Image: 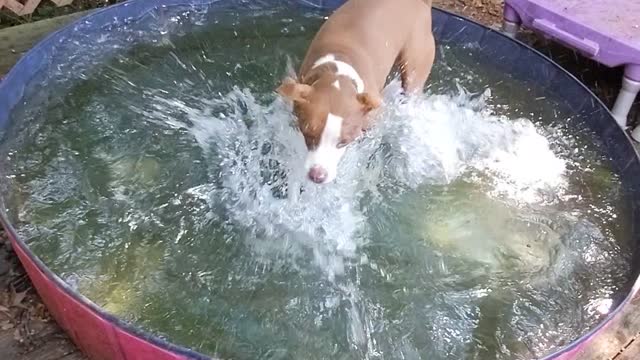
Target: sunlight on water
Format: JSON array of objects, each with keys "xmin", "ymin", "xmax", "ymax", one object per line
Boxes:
[{"xmin": 0, "ymin": 5, "xmax": 632, "ymax": 359}]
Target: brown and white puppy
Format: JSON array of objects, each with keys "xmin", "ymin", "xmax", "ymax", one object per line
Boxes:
[{"xmin": 278, "ymin": 0, "xmax": 435, "ymax": 184}]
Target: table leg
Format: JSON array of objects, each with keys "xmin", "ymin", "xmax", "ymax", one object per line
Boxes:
[
  {"xmin": 502, "ymin": 3, "xmax": 520, "ymax": 38},
  {"xmin": 612, "ymin": 67, "xmax": 640, "ymax": 138}
]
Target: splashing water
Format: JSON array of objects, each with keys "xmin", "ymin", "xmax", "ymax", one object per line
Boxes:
[
  {"xmin": 138, "ymin": 79, "xmax": 570, "ymax": 282},
  {"xmin": 0, "ymin": 6, "xmax": 631, "ymax": 359}
]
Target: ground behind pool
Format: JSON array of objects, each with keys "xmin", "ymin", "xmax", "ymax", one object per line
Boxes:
[{"xmin": 0, "ymin": 0, "xmax": 638, "ymax": 359}]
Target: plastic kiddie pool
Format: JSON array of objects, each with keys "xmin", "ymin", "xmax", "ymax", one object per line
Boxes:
[{"xmin": 0, "ymin": 0, "xmax": 639, "ymax": 359}]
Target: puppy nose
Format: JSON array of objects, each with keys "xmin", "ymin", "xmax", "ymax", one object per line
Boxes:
[{"xmin": 308, "ymin": 166, "xmax": 328, "ymax": 184}]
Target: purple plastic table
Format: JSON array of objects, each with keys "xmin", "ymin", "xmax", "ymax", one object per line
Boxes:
[{"xmin": 502, "ymin": 0, "xmax": 640, "ymax": 140}]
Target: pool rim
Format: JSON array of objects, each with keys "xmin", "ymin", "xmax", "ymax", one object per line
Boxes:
[{"xmin": 0, "ymin": 0, "xmax": 638, "ymax": 359}]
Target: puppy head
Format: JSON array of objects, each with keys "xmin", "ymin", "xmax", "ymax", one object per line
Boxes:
[{"xmin": 277, "ymin": 76, "xmax": 381, "ymax": 184}]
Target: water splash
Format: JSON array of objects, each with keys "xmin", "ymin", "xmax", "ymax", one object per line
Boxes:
[{"xmin": 129, "ymin": 78, "xmax": 570, "ymax": 285}]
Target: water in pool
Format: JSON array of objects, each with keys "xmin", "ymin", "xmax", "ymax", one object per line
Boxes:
[{"xmin": 0, "ymin": 5, "xmax": 632, "ymax": 359}]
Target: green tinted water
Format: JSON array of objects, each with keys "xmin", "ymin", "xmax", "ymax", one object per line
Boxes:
[{"xmin": 0, "ymin": 6, "xmax": 632, "ymax": 359}]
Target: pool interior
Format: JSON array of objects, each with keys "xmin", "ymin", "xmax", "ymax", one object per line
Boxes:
[{"xmin": 0, "ymin": 4, "xmax": 637, "ymax": 360}]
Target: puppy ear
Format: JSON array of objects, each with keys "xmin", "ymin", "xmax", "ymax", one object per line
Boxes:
[
  {"xmin": 356, "ymin": 93, "xmax": 382, "ymax": 113},
  {"xmin": 277, "ymin": 77, "xmax": 312, "ymax": 103}
]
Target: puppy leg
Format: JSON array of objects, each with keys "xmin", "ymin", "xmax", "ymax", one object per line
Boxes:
[{"xmin": 397, "ymin": 24, "xmax": 436, "ymax": 94}]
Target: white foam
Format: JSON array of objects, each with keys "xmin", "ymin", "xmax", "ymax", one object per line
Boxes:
[{"xmin": 376, "ymin": 80, "xmax": 567, "ymax": 204}]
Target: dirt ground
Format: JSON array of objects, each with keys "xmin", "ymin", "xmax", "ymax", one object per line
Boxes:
[
  {"xmin": 0, "ymin": 0, "xmax": 637, "ymax": 359},
  {"xmin": 434, "ymin": 0, "xmax": 503, "ymax": 27},
  {"xmin": 0, "ymin": 232, "xmax": 83, "ymax": 359},
  {"xmin": 0, "ymin": 0, "xmax": 118, "ymax": 29}
]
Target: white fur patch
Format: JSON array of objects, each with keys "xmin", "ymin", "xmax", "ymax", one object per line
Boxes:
[
  {"xmin": 332, "ymin": 80, "xmax": 341, "ymax": 90},
  {"xmin": 312, "ymin": 54, "xmax": 365, "ymax": 94},
  {"xmin": 305, "ymin": 113, "xmax": 346, "ymax": 183}
]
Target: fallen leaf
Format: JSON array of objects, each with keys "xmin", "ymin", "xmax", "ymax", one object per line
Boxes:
[
  {"xmin": 0, "ymin": 292, "xmax": 9, "ymax": 308},
  {"xmin": 1, "ymin": 320, "xmax": 14, "ymax": 330},
  {"xmin": 11, "ymin": 290, "xmax": 27, "ymax": 307},
  {"xmin": 13, "ymin": 327, "xmax": 23, "ymax": 342},
  {"xmin": 0, "ymin": 304, "xmax": 9, "ymax": 313},
  {"xmin": 32, "ymin": 303, "xmax": 49, "ymax": 321}
]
